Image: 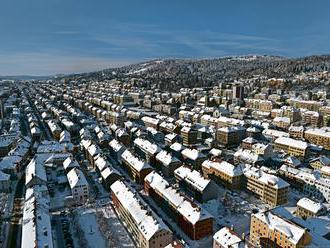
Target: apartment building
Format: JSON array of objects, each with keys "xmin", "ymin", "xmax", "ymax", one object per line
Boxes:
[
  {"xmin": 302, "ymin": 111, "xmax": 322, "ymax": 127},
  {"xmin": 282, "ymin": 106, "xmax": 301, "ymax": 122},
  {"xmin": 296, "ymin": 197, "xmax": 326, "ymax": 219},
  {"xmin": 251, "ymin": 143, "xmax": 273, "ymax": 159},
  {"xmin": 121, "ymin": 150, "xmax": 153, "ymax": 184},
  {"xmin": 47, "ymin": 120, "xmax": 62, "ymax": 140},
  {"xmin": 144, "ymin": 171, "xmax": 213, "ymax": 240},
  {"xmin": 155, "ymin": 150, "xmax": 181, "ymax": 177},
  {"xmin": 107, "ymin": 111, "xmax": 126, "ymax": 127},
  {"xmin": 67, "ymin": 168, "xmax": 89, "ymax": 205},
  {"xmin": 309, "ymin": 156, "xmax": 330, "ymax": 170},
  {"xmin": 289, "ymin": 99, "xmax": 323, "ymax": 112},
  {"xmin": 274, "ymin": 137, "xmax": 309, "ymax": 158},
  {"xmin": 213, "ymin": 227, "xmax": 244, "ymax": 248},
  {"xmin": 111, "ymin": 180, "xmax": 173, "ymax": 248},
  {"xmin": 202, "ymin": 160, "xmax": 243, "ymax": 190},
  {"xmin": 273, "ymin": 116, "xmax": 291, "ymax": 130},
  {"xmin": 250, "ymin": 209, "xmax": 311, "ymax": 248},
  {"xmin": 279, "ymin": 165, "xmax": 330, "ymax": 202},
  {"xmin": 21, "ymin": 186, "xmax": 54, "ymax": 248},
  {"xmin": 174, "ymin": 166, "xmax": 218, "ymax": 202},
  {"xmin": 181, "ymin": 126, "xmax": 198, "ymax": 146},
  {"xmin": 142, "ymin": 116, "xmax": 160, "ymax": 130},
  {"xmin": 109, "ymin": 139, "xmax": 126, "ymax": 164},
  {"xmin": 304, "ymin": 128, "xmax": 330, "ymax": 150},
  {"xmin": 239, "ymin": 132, "xmax": 256, "ymax": 147},
  {"xmin": 181, "ymin": 148, "xmax": 207, "ymax": 169},
  {"xmin": 216, "ymin": 126, "xmax": 246, "ymax": 147},
  {"xmin": 134, "ymin": 138, "xmax": 161, "ymax": 166},
  {"xmin": 244, "ymin": 167, "xmax": 290, "ymax": 206},
  {"xmin": 289, "ymin": 125, "xmax": 304, "ymax": 139}
]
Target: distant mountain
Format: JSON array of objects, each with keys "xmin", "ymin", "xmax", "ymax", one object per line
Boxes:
[
  {"xmin": 0, "ymin": 75, "xmax": 51, "ymax": 80},
  {"xmin": 42, "ymin": 54, "xmax": 330, "ymax": 91}
]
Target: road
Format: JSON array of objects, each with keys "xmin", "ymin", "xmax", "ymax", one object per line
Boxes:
[{"xmin": 6, "ymin": 174, "xmax": 25, "ymax": 248}]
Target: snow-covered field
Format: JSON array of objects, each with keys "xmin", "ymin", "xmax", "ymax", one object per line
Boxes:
[
  {"xmin": 202, "ymin": 187, "xmax": 270, "ymax": 237},
  {"xmin": 72, "ymin": 203, "xmax": 135, "ymax": 248},
  {"xmin": 75, "ymin": 208, "xmax": 107, "ymax": 248}
]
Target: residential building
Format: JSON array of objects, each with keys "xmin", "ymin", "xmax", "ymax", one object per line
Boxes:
[
  {"xmin": 216, "ymin": 126, "xmax": 246, "ymax": 147},
  {"xmin": 155, "ymin": 150, "xmax": 182, "ymax": 177},
  {"xmin": 244, "ymin": 167, "xmax": 290, "ymax": 206},
  {"xmin": 213, "ymin": 227, "xmax": 244, "ymax": 248},
  {"xmin": 144, "ymin": 171, "xmax": 213, "ymax": 240},
  {"xmin": 121, "ymin": 150, "xmax": 153, "ymax": 184},
  {"xmin": 304, "ymin": 128, "xmax": 330, "ymax": 150},
  {"xmin": 111, "ymin": 180, "xmax": 173, "ymax": 248},
  {"xmin": 181, "ymin": 127, "xmax": 198, "ymax": 146},
  {"xmin": 309, "ymin": 156, "xmax": 330, "ymax": 170},
  {"xmin": 296, "ymin": 197, "xmax": 326, "ymax": 219},
  {"xmin": 21, "ymin": 185, "xmax": 54, "ymax": 248},
  {"xmin": 274, "ymin": 137, "xmax": 309, "ymax": 158},
  {"xmin": 249, "ymin": 209, "xmax": 311, "ymax": 248},
  {"xmin": 67, "ymin": 168, "xmax": 89, "ymax": 204},
  {"xmin": 174, "ymin": 166, "xmax": 218, "ymax": 202},
  {"xmin": 134, "ymin": 138, "xmax": 161, "ymax": 166},
  {"xmin": 202, "ymin": 160, "xmax": 243, "ymax": 190},
  {"xmin": 181, "ymin": 148, "xmax": 207, "ymax": 169},
  {"xmin": 289, "ymin": 125, "xmax": 304, "ymax": 139}
]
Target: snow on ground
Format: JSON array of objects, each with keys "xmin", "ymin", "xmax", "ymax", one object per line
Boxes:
[
  {"xmin": 99, "ymin": 203, "xmax": 135, "ymax": 248},
  {"xmin": 203, "ymin": 189, "xmax": 270, "ymax": 236},
  {"xmin": 50, "ymin": 185, "xmax": 71, "ymax": 209},
  {"xmin": 76, "ymin": 208, "xmax": 107, "ymax": 248}
]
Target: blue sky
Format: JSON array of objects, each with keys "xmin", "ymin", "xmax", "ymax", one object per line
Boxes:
[{"xmin": 0, "ymin": 0, "xmax": 330, "ymax": 75}]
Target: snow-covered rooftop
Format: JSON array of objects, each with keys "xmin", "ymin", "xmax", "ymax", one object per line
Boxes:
[
  {"xmin": 145, "ymin": 171, "xmax": 212, "ymax": 225},
  {"xmin": 181, "ymin": 148, "xmax": 206, "ymax": 160},
  {"xmin": 244, "ymin": 166, "xmax": 289, "ymax": 189},
  {"xmin": 202, "ymin": 160, "xmax": 243, "ymax": 177},
  {"xmin": 156, "ymin": 150, "xmax": 180, "ymax": 166},
  {"xmin": 110, "ymin": 180, "xmax": 170, "ymax": 240},
  {"xmin": 134, "ymin": 138, "xmax": 161, "ymax": 155},
  {"xmin": 213, "ymin": 227, "xmax": 244, "ymax": 248},
  {"xmin": 174, "ymin": 166, "xmax": 211, "ymax": 192},
  {"xmin": 67, "ymin": 168, "xmax": 88, "ymax": 188},
  {"xmin": 297, "ymin": 197, "xmax": 324, "ymax": 214},
  {"xmin": 275, "ymin": 137, "xmax": 309, "ymax": 150},
  {"xmin": 253, "ymin": 210, "xmax": 306, "ymax": 245},
  {"xmin": 21, "ymin": 185, "xmax": 53, "ymax": 248},
  {"xmin": 121, "ymin": 150, "xmax": 152, "ymax": 172}
]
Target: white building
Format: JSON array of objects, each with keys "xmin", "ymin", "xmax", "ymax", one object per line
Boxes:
[
  {"xmin": 21, "ymin": 185, "xmax": 53, "ymax": 248},
  {"xmin": 67, "ymin": 168, "xmax": 89, "ymax": 204},
  {"xmin": 213, "ymin": 227, "xmax": 244, "ymax": 248},
  {"xmin": 111, "ymin": 180, "xmax": 173, "ymax": 248}
]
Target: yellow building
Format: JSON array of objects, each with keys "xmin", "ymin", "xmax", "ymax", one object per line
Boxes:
[
  {"xmin": 202, "ymin": 160, "xmax": 243, "ymax": 189},
  {"xmin": 274, "ymin": 137, "xmax": 309, "ymax": 158},
  {"xmin": 304, "ymin": 128, "xmax": 330, "ymax": 150},
  {"xmin": 250, "ymin": 209, "xmax": 312, "ymax": 248},
  {"xmin": 309, "ymin": 156, "xmax": 330, "ymax": 170},
  {"xmin": 111, "ymin": 180, "xmax": 173, "ymax": 248},
  {"xmin": 289, "ymin": 125, "xmax": 304, "ymax": 139},
  {"xmin": 296, "ymin": 197, "xmax": 326, "ymax": 219},
  {"xmin": 244, "ymin": 167, "xmax": 289, "ymax": 206}
]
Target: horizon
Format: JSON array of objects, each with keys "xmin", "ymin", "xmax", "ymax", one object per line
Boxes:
[
  {"xmin": 1, "ymin": 54, "xmax": 330, "ymax": 78},
  {"xmin": 1, "ymin": 0, "xmax": 330, "ymax": 76}
]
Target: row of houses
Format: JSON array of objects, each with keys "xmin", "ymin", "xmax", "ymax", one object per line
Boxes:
[{"xmin": 144, "ymin": 171, "xmax": 213, "ymax": 240}]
